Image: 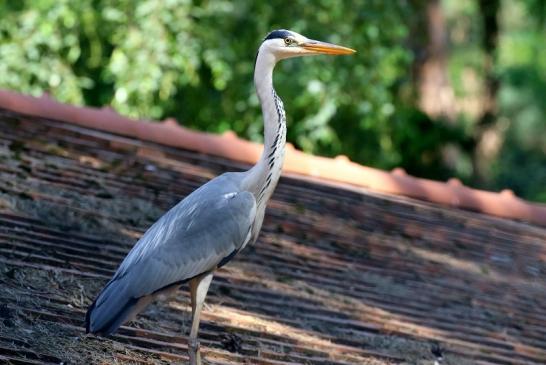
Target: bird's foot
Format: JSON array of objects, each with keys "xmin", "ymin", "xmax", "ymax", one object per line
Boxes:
[{"xmin": 188, "ymin": 338, "xmax": 201, "ymax": 365}]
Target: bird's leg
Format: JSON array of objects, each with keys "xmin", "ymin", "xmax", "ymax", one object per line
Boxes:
[{"xmin": 188, "ymin": 271, "xmax": 214, "ymax": 365}]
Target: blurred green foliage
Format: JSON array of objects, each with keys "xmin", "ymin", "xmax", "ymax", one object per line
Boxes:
[
  {"xmin": 494, "ymin": 1, "xmax": 546, "ymax": 202},
  {"xmin": 445, "ymin": 0, "xmax": 546, "ymax": 202},
  {"xmin": 0, "ymin": 0, "xmax": 544, "ymax": 201},
  {"xmin": 0, "ymin": 1, "xmax": 418, "ymax": 161}
]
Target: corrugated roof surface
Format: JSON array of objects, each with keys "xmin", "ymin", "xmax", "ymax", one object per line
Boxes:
[{"xmin": 1, "ymin": 108, "xmax": 546, "ymax": 365}]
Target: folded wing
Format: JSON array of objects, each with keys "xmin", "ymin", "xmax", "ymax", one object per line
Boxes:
[{"xmin": 86, "ymin": 178, "xmax": 256, "ymax": 335}]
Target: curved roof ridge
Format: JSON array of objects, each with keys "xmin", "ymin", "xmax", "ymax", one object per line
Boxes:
[{"xmin": 0, "ymin": 88, "xmax": 544, "ymax": 226}]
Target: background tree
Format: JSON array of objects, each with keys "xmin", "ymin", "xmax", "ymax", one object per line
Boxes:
[
  {"xmin": 473, "ymin": 0, "xmax": 500, "ymax": 185},
  {"xmin": 442, "ymin": 0, "xmax": 545, "ymax": 201},
  {"xmin": 411, "ymin": 0, "xmax": 457, "ymax": 121},
  {"xmin": 0, "ymin": 0, "xmax": 544, "ymax": 202}
]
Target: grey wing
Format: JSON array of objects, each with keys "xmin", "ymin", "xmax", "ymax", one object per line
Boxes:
[{"xmin": 113, "ymin": 188, "xmax": 256, "ymax": 299}]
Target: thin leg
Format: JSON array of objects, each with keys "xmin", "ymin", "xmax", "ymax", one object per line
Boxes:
[{"xmin": 188, "ymin": 271, "xmax": 214, "ymax": 365}]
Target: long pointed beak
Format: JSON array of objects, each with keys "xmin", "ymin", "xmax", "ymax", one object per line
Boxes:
[{"xmin": 301, "ymin": 40, "xmax": 356, "ymax": 55}]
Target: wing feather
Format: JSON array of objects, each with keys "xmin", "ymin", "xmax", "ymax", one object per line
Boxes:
[{"xmin": 109, "ymin": 175, "xmax": 256, "ymax": 299}]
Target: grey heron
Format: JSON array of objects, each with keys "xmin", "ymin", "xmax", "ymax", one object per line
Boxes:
[{"xmin": 85, "ymin": 29, "xmax": 355, "ymax": 364}]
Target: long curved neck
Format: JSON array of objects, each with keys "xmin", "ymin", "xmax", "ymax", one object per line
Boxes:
[{"xmin": 244, "ymin": 49, "xmax": 287, "ymax": 205}]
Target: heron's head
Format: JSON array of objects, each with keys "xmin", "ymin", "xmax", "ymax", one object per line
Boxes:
[{"xmin": 260, "ymin": 29, "xmax": 356, "ymax": 61}]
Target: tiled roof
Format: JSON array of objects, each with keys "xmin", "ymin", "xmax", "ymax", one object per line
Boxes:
[
  {"xmin": 0, "ymin": 89, "xmax": 545, "ymax": 227},
  {"xmin": 0, "ymin": 101, "xmax": 545, "ymax": 364}
]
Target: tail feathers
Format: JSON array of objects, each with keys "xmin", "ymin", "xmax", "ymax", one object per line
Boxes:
[{"xmin": 85, "ymin": 280, "xmax": 139, "ymax": 336}]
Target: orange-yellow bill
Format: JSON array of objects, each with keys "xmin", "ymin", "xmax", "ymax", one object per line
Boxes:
[{"xmin": 301, "ymin": 40, "xmax": 356, "ymax": 55}]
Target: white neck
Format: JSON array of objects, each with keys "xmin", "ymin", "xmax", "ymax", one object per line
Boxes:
[{"xmin": 243, "ymin": 48, "xmax": 287, "ymax": 205}]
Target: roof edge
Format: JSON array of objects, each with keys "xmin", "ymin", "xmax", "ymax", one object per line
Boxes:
[{"xmin": 1, "ymin": 89, "xmax": 545, "ymax": 227}]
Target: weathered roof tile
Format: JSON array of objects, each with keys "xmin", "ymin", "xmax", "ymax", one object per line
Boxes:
[{"xmin": 1, "ymin": 107, "xmax": 546, "ymax": 364}]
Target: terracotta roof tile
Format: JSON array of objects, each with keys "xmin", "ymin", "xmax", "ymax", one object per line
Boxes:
[
  {"xmin": 0, "ymin": 89, "xmax": 544, "ymax": 227},
  {"xmin": 1, "ymin": 95, "xmax": 546, "ymax": 364},
  {"xmin": 0, "ymin": 106, "xmax": 546, "ymax": 365}
]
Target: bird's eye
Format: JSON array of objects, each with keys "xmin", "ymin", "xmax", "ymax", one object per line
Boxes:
[{"xmin": 284, "ymin": 38, "xmax": 294, "ymax": 46}]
